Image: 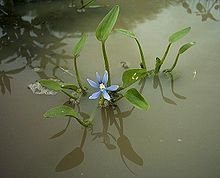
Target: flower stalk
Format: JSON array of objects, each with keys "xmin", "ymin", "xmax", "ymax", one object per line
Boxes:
[
  {"xmin": 102, "ymin": 42, "xmax": 111, "ymax": 86},
  {"xmin": 74, "ymin": 55, "xmax": 86, "ymax": 93}
]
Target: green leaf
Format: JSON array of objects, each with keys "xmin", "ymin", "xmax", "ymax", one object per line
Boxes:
[
  {"xmin": 115, "ymin": 28, "xmax": 136, "ymax": 38},
  {"xmin": 124, "ymin": 88, "xmax": 149, "ymax": 110},
  {"xmin": 61, "ymin": 83, "xmax": 78, "ymax": 91},
  {"xmin": 178, "ymin": 42, "xmax": 196, "ymax": 54},
  {"xmin": 73, "ymin": 33, "xmax": 88, "ymax": 56},
  {"xmin": 96, "ymin": 5, "xmax": 119, "ymax": 42},
  {"xmin": 44, "ymin": 105, "xmax": 78, "ymax": 118},
  {"xmin": 39, "ymin": 79, "xmax": 62, "ymax": 91},
  {"xmin": 122, "ymin": 69, "xmax": 147, "ymax": 88},
  {"xmin": 169, "ymin": 27, "xmax": 191, "ymax": 43}
]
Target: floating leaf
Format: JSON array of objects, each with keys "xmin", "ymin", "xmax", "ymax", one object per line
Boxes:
[
  {"xmin": 178, "ymin": 42, "xmax": 196, "ymax": 54},
  {"xmin": 39, "ymin": 79, "xmax": 62, "ymax": 91},
  {"xmin": 124, "ymin": 88, "xmax": 149, "ymax": 110},
  {"xmin": 73, "ymin": 33, "xmax": 88, "ymax": 56},
  {"xmin": 115, "ymin": 28, "xmax": 136, "ymax": 39},
  {"xmin": 61, "ymin": 83, "xmax": 78, "ymax": 91},
  {"xmin": 44, "ymin": 105, "xmax": 78, "ymax": 118},
  {"xmin": 122, "ymin": 69, "xmax": 147, "ymax": 88},
  {"xmin": 169, "ymin": 27, "xmax": 191, "ymax": 43},
  {"xmin": 96, "ymin": 5, "xmax": 119, "ymax": 42}
]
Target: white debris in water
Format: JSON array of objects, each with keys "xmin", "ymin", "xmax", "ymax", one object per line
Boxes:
[
  {"xmin": 177, "ymin": 138, "xmax": 183, "ymax": 142},
  {"xmin": 28, "ymin": 82, "xmax": 57, "ymax": 95},
  {"xmin": 193, "ymin": 70, "xmax": 197, "ymax": 80}
]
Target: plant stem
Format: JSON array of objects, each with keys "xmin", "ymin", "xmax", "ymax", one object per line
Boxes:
[
  {"xmin": 164, "ymin": 53, "xmax": 180, "ymax": 73},
  {"xmin": 155, "ymin": 43, "xmax": 172, "ymax": 73},
  {"xmin": 74, "ymin": 56, "xmax": 86, "ymax": 93},
  {"xmin": 74, "ymin": 117, "xmax": 90, "ymax": 127},
  {"xmin": 135, "ymin": 38, "xmax": 147, "ymax": 70},
  {"xmin": 112, "ymin": 94, "xmax": 124, "ymax": 103},
  {"xmin": 61, "ymin": 89, "xmax": 78, "ymax": 100},
  {"xmin": 101, "ymin": 42, "xmax": 111, "ymax": 86}
]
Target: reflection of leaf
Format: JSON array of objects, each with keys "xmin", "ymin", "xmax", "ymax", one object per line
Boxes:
[
  {"xmin": 163, "ymin": 96, "xmax": 176, "ymax": 105},
  {"xmin": 3, "ymin": 75, "xmax": 11, "ymax": 93},
  {"xmin": 117, "ymin": 135, "xmax": 143, "ymax": 166},
  {"xmin": 56, "ymin": 147, "xmax": 84, "ymax": 172},
  {"xmin": 196, "ymin": 3, "xmax": 205, "ymax": 13},
  {"xmin": 6, "ymin": 66, "xmax": 25, "ymax": 74},
  {"xmin": 0, "ymin": 77, "xmax": 5, "ymax": 94},
  {"xmin": 50, "ymin": 129, "xmax": 66, "ymax": 139}
]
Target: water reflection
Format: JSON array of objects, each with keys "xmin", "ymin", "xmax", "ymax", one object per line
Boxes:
[
  {"xmin": 91, "ymin": 105, "xmax": 143, "ymax": 174},
  {"xmin": 180, "ymin": 0, "xmax": 220, "ymax": 21}
]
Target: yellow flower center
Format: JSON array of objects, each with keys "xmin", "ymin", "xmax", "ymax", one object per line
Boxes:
[{"xmin": 99, "ymin": 83, "xmax": 105, "ymax": 90}]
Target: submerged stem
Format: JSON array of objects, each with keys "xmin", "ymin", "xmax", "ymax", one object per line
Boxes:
[
  {"xmin": 74, "ymin": 56, "xmax": 86, "ymax": 93},
  {"xmin": 101, "ymin": 42, "xmax": 111, "ymax": 86},
  {"xmin": 61, "ymin": 90, "xmax": 78, "ymax": 100},
  {"xmin": 163, "ymin": 53, "xmax": 180, "ymax": 73},
  {"xmin": 135, "ymin": 38, "xmax": 147, "ymax": 70}
]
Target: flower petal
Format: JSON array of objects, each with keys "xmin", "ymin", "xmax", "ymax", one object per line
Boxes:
[
  {"xmin": 103, "ymin": 90, "xmax": 110, "ymax": 101},
  {"xmin": 87, "ymin": 79, "xmax": 99, "ymax": 88},
  {"xmin": 96, "ymin": 72, "xmax": 102, "ymax": 84},
  {"xmin": 89, "ymin": 91, "xmax": 101, "ymax": 100},
  {"xmin": 106, "ymin": 85, "xmax": 119, "ymax": 91},
  {"xmin": 102, "ymin": 70, "xmax": 108, "ymax": 85}
]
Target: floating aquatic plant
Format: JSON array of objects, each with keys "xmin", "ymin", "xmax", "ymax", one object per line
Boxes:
[{"xmin": 33, "ymin": 5, "xmax": 195, "ymax": 128}]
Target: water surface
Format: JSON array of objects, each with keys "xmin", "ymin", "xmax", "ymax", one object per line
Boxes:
[{"xmin": 1, "ymin": 0, "xmax": 220, "ymax": 177}]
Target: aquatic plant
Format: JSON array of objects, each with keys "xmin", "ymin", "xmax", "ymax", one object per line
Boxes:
[{"xmin": 35, "ymin": 5, "xmax": 195, "ymax": 128}]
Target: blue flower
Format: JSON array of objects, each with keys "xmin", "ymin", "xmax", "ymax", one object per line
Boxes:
[{"xmin": 87, "ymin": 71, "xmax": 119, "ymax": 101}]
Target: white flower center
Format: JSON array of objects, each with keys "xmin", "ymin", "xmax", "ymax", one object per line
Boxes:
[{"xmin": 99, "ymin": 83, "xmax": 105, "ymax": 90}]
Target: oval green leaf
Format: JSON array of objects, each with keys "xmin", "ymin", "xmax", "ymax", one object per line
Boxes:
[
  {"xmin": 115, "ymin": 28, "xmax": 136, "ymax": 39},
  {"xmin": 124, "ymin": 88, "xmax": 149, "ymax": 110},
  {"xmin": 39, "ymin": 79, "xmax": 62, "ymax": 91},
  {"xmin": 73, "ymin": 33, "xmax": 88, "ymax": 56},
  {"xmin": 122, "ymin": 69, "xmax": 147, "ymax": 88},
  {"xmin": 178, "ymin": 42, "xmax": 196, "ymax": 54},
  {"xmin": 169, "ymin": 27, "xmax": 191, "ymax": 43},
  {"xmin": 44, "ymin": 105, "xmax": 78, "ymax": 118},
  {"xmin": 96, "ymin": 5, "xmax": 119, "ymax": 42},
  {"xmin": 61, "ymin": 83, "xmax": 78, "ymax": 91}
]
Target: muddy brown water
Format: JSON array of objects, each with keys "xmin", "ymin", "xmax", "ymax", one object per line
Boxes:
[{"xmin": 1, "ymin": 0, "xmax": 220, "ymax": 177}]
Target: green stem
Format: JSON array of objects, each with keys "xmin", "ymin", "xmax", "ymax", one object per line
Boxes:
[
  {"xmin": 74, "ymin": 117, "xmax": 90, "ymax": 127},
  {"xmin": 112, "ymin": 94, "xmax": 124, "ymax": 103},
  {"xmin": 155, "ymin": 43, "xmax": 172, "ymax": 73},
  {"xmin": 102, "ymin": 42, "xmax": 111, "ymax": 86},
  {"xmin": 164, "ymin": 53, "xmax": 180, "ymax": 73},
  {"xmin": 61, "ymin": 89, "xmax": 78, "ymax": 100},
  {"xmin": 74, "ymin": 56, "xmax": 86, "ymax": 93},
  {"xmin": 135, "ymin": 38, "xmax": 147, "ymax": 70}
]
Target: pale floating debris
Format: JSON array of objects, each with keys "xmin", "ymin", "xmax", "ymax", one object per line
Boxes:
[
  {"xmin": 193, "ymin": 70, "xmax": 197, "ymax": 80},
  {"xmin": 177, "ymin": 138, "xmax": 183, "ymax": 142},
  {"xmin": 33, "ymin": 67, "xmax": 43, "ymax": 72},
  {"xmin": 28, "ymin": 81, "xmax": 57, "ymax": 96}
]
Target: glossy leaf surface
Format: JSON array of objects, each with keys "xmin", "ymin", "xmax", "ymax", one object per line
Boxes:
[
  {"xmin": 73, "ymin": 33, "xmax": 87, "ymax": 56},
  {"xmin": 122, "ymin": 69, "xmax": 147, "ymax": 88},
  {"xmin": 44, "ymin": 105, "xmax": 78, "ymax": 118},
  {"xmin": 169, "ymin": 27, "xmax": 191, "ymax": 43},
  {"xmin": 178, "ymin": 42, "xmax": 196, "ymax": 54},
  {"xmin": 39, "ymin": 79, "xmax": 62, "ymax": 91},
  {"xmin": 96, "ymin": 5, "xmax": 119, "ymax": 42},
  {"xmin": 115, "ymin": 28, "xmax": 136, "ymax": 38},
  {"xmin": 124, "ymin": 88, "xmax": 149, "ymax": 110}
]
